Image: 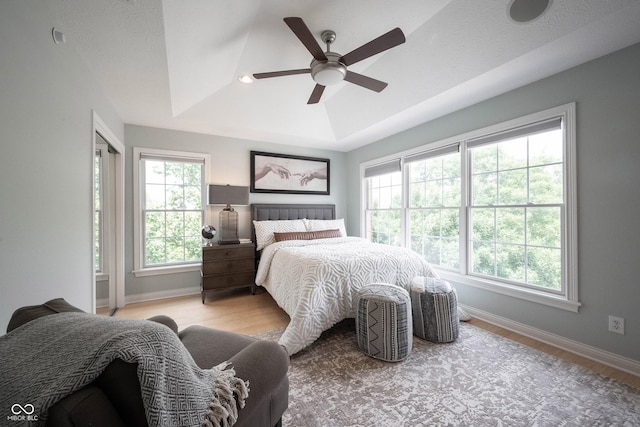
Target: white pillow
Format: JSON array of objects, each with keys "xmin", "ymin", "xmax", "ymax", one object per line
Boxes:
[
  {"xmin": 253, "ymin": 219, "xmax": 307, "ymax": 251},
  {"xmin": 304, "ymin": 218, "xmax": 347, "ymax": 237}
]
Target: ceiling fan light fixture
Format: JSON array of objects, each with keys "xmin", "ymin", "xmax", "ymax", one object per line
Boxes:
[
  {"xmin": 310, "ymin": 52, "xmax": 346, "ymax": 86},
  {"xmin": 311, "ymin": 62, "xmax": 346, "ymax": 86},
  {"xmin": 238, "ymin": 75, "xmax": 254, "ymax": 84}
]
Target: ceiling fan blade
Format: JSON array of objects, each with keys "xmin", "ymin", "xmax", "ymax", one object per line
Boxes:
[
  {"xmin": 344, "ymin": 72, "xmax": 388, "ymax": 92},
  {"xmin": 284, "ymin": 17, "xmax": 327, "ymax": 61},
  {"xmin": 253, "ymin": 68, "xmax": 311, "ymax": 79},
  {"xmin": 340, "ymin": 27, "xmax": 405, "ymax": 66},
  {"xmin": 307, "ymin": 84, "xmax": 325, "ymax": 104}
]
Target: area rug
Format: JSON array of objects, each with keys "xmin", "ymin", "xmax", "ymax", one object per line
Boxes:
[{"xmin": 254, "ymin": 320, "xmax": 640, "ymax": 427}]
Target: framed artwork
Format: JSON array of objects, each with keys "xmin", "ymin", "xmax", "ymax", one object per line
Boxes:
[{"xmin": 250, "ymin": 151, "xmax": 330, "ymax": 195}]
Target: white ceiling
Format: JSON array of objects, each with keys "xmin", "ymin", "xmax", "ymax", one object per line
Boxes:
[{"xmin": 52, "ymin": 0, "xmax": 640, "ymax": 152}]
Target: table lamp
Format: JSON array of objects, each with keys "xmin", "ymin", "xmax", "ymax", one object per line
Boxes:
[{"xmin": 207, "ymin": 184, "xmax": 249, "ymax": 245}]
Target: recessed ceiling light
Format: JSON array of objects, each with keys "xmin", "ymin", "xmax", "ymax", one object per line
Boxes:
[
  {"xmin": 238, "ymin": 75, "xmax": 254, "ymax": 84},
  {"xmin": 508, "ymin": 0, "xmax": 551, "ymax": 23}
]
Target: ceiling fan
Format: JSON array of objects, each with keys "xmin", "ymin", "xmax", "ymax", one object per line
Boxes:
[{"xmin": 253, "ymin": 17, "xmax": 406, "ymax": 104}]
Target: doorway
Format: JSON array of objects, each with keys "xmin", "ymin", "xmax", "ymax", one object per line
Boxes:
[{"xmin": 92, "ymin": 112, "xmax": 125, "ymax": 312}]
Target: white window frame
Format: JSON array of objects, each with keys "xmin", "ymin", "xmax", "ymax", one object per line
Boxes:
[
  {"xmin": 361, "ymin": 103, "xmax": 579, "ymax": 312},
  {"xmin": 133, "ymin": 147, "xmax": 211, "ymax": 277}
]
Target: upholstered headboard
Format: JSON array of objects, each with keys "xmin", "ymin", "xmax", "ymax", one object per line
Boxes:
[
  {"xmin": 251, "ymin": 203, "xmax": 335, "ymax": 221},
  {"xmin": 250, "ymin": 203, "xmax": 336, "ymax": 244}
]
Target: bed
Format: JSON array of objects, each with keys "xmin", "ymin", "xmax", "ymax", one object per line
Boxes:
[{"xmin": 251, "ymin": 203, "xmax": 436, "ymax": 355}]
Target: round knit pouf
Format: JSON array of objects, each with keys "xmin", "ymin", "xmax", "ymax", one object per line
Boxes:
[
  {"xmin": 355, "ymin": 283, "xmax": 412, "ymax": 362},
  {"xmin": 410, "ymin": 276, "xmax": 459, "ymax": 343}
]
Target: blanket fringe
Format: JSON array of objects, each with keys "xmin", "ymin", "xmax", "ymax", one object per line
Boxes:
[{"xmin": 203, "ymin": 363, "xmax": 250, "ymax": 427}]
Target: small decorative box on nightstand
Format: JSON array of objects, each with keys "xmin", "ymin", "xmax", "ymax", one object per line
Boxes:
[{"xmin": 201, "ymin": 242, "xmax": 256, "ymax": 303}]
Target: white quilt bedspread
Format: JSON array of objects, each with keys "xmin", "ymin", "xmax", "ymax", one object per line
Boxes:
[{"xmin": 255, "ymin": 237, "xmax": 436, "ymax": 355}]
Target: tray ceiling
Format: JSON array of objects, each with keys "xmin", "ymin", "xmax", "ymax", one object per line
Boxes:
[{"xmin": 52, "ymin": 0, "xmax": 640, "ymax": 151}]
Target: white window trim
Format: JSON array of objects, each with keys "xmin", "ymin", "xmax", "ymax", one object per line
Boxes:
[
  {"xmin": 133, "ymin": 147, "xmax": 211, "ymax": 277},
  {"xmin": 360, "ymin": 103, "xmax": 579, "ymax": 312}
]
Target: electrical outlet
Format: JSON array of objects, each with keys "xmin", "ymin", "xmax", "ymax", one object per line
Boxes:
[{"xmin": 608, "ymin": 315, "xmax": 625, "ymax": 335}]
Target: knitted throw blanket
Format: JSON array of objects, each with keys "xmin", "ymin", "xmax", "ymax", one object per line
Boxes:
[{"xmin": 0, "ymin": 312, "xmax": 249, "ymax": 427}]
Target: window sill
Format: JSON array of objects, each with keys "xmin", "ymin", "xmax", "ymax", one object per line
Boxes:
[
  {"xmin": 435, "ymin": 269, "xmax": 581, "ymax": 313},
  {"xmin": 133, "ymin": 264, "xmax": 200, "ymax": 278}
]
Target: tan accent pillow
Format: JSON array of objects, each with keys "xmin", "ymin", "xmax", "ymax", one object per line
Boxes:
[
  {"xmin": 273, "ymin": 231, "xmax": 313, "ymax": 242},
  {"xmin": 273, "ymin": 229, "xmax": 341, "ymax": 242},
  {"xmin": 310, "ymin": 229, "xmax": 342, "ymax": 239}
]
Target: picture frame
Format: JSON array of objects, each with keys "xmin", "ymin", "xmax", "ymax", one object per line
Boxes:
[{"xmin": 250, "ymin": 151, "xmax": 330, "ymax": 195}]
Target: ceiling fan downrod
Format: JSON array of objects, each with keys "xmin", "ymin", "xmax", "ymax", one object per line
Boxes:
[
  {"xmin": 311, "ymin": 30, "xmax": 346, "ymax": 86},
  {"xmin": 321, "ymin": 30, "xmax": 336, "ymax": 52}
]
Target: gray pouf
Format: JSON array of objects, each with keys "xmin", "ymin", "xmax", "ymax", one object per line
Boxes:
[
  {"xmin": 356, "ymin": 283, "xmax": 412, "ymax": 362},
  {"xmin": 410, "ymin": 277, "xmax": 459, "ymax": 343}
]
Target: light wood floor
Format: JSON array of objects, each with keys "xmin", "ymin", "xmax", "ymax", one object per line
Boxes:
[
  {"xmin": 98, "ymin": 289, "xmax": 640, "ymax": 389},
  {"xmin": 97, "ymin": 288, "xmax": 290, "ymax": 336}
]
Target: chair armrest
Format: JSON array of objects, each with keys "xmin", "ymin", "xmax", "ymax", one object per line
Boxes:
[
  {"xmin": 146, "ymin": 315, "xmax": 179, "ymax": 335},
  {"xmin": 7, "ymin": 298, "xmax": 83, "ymax": 333},
  {"xmin": 229, "ymin": 340, "xmax": 290, "ymax": 427}
]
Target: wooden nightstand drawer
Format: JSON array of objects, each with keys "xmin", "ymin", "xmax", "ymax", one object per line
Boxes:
[
  {"xmin": 203, "ymin": 245, "xmax": 255, "ymax": 261},
  {"xmin": 202, "ymin": 258, "xmax": 255, "ymax": 275},
  {"xmin": 200, "ymin": 242, "xmax": 256, "ymax": 303},
  {"xmin": 202, "ymin": 272, "xmax": 255, "ymax": 291}
]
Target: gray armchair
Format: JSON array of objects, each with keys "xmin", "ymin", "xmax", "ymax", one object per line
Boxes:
[{"xmin": 5, "ymin": 298, "xmax": 289, "ymax": 427}]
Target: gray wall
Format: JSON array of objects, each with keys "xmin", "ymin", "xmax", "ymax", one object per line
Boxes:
[
  {"xmin": 123, "ymin": 125, "xmax": 347, "ymax": 297},
  {"xmin": 346, "ymin": 43, "xmax": 640, "ymax": 361},
  {"xmin": 0, "ymin": 0, "xmax": 123, "ymax": 331}
]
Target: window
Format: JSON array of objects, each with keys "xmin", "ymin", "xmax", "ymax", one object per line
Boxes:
[
  {"xmin": 406, "ymin": 145, "xmax": 461, "ymax": 269},
  {"xmin": 94, "ymin": 133, "xmax": 111, "ymax": 279},
  {"xmin": 362, "ymin": 104, "xmax": 578, "ymax": 311},
  {"xmin": 468, "ymin": 119, "xmax": 564, "ymax": 292},
  {"xmin": 94, "ymin": 146, "xmax": 104, "ymax": 274},
  {"xmin": 364, "ymin": 159, "xmax": 402, "ymax": 246},
  {"xmin": 133, "ymin": 148, "xmax": 210, "ymax": 276}
]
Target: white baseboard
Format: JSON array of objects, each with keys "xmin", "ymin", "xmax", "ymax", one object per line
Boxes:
[
  {"xmin": 124, "ymin": 286, "xmax": 201, "ymax": 305},
  {"xmin": 96, "ymin": 288, "xmax": 200, "ymax": 309},
  {"xmin": 460, "ymin": 304, "xmax": 640, "ymax": 378}
]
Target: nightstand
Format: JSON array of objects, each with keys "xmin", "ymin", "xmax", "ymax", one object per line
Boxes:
[{"xmin": 201, "ymin": 242, "xmax": 256, "ymax": 303}]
